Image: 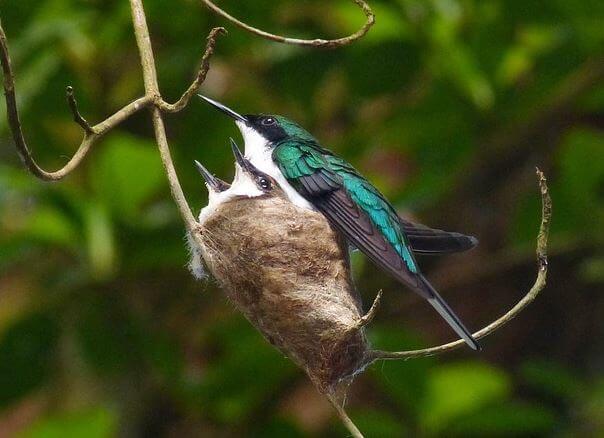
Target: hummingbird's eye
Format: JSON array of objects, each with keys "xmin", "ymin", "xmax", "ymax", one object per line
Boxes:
[
  {"xmin": 261, "ymin": 117, "xmax": 276, "ymax": 126},
  {"xmin": 258, "ymin": 176, "xmax": 271, "ymax": 190}
]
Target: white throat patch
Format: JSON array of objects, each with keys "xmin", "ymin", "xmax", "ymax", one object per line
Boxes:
[{"xmin": 235, "ymin": 121, "xmax": 314, "ymax": 210}]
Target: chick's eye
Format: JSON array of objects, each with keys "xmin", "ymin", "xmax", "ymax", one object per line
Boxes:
[
  {"xmin": 258, "ymin": 177, "xmax": 271, "ymax": 190},
  {"xmin": 261, "ymin": 117, "xmax": 276, "ymax": 126}
]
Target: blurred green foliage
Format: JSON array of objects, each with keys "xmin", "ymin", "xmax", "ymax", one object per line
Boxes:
[{"xmin": 0, "ymin": 0, "xmax": 603, "ymax": 436}]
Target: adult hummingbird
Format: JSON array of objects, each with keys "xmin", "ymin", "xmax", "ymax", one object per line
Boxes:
[{"xmin": 199, "ymin": 95, "xmax": 480, "ymax": 351}]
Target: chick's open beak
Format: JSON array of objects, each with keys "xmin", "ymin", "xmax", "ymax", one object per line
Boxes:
[
  {"xmin": 194, "ymin": 160, "xmax": 230, "ymax": 192},
  {"xmin": 229, "ymin": 138, "xmax": 257, "ymax": 176}
]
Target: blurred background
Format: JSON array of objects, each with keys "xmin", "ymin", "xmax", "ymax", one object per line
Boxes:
[{"xmin": 1, "ymin": 0, "xmax": 603, "ymax": 436}]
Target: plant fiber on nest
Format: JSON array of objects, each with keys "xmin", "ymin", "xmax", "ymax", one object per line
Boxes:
[{"xmin": 189, "ymin": 193, "xmax": 374, "ymax": 393}]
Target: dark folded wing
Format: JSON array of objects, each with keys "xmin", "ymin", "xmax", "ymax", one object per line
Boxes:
[
  {"xmin": 297, "ymin": 175, "xmax": 427, "ymax": 297},
  {"xmin": 400, "ymin": 217, "xmax": 479, "ymax": 255},
  {"xmin": 283, "ymin": 149, "xmax": 479, "ymax": 350}
]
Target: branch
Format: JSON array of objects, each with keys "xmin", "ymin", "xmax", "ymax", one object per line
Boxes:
[
  {"xmin": 369, "ymin": 168, "xmax": 551, "ymax": 361},
  {"xmin": 349, "ymin": 289, "xmax": 382, "ymax": 332},
  {"xmin": 129, "ymin": 0, "xmax": 200, "ymax": 237},
  {"xmin": 0, "ymin": 19, "xmax": 151, "ymax": 181},
  {"xmin": 199, "ymin": 0, "xmax": 375, "ymax": 48},
  {"xmin": 326, "ymin": 392, "xmax": 363, "ymax": 438},
  {"xmin": 158, "ymin": 26, "xmax": 226, "ymax": 113},
  {"xmin": 65, "ymin": 86, "xmax": 94, "ymax": 134}
]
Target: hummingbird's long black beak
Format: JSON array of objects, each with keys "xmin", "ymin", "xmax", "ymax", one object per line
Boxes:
[
  {"xmin": 198, "ymin": 95, "xmax": 248, "ymax": 123},
  {"xmin": 194, "ymin": 160, "xmax": 230, "ymax": 192},
  {"xmin": 230, "ymin": 138, "xmax": 256, "ymax": 175}
]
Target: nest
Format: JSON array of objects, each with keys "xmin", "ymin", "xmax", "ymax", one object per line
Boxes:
[{"xmin": 190, "ymin": 194, "xmax": 376, "ymax": 392}]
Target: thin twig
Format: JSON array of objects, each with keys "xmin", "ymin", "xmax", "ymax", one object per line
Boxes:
[
  {"xmin": 199, "ymin": 0, "xmax": 375, "ymax": 48},
  {"xmin": 158, "ymin": 27, "xmax": 226, "ymax": 113},
  {"xmin": 369, "ymin": 168, "xmax": 551, "ymax": 361},
  {"xmin": 65, "ymin": 86, "xmax": 95, "ymax": 134},
  {"xmin": 326, "ymin": 392, "xmax": 364, "ymax": 438},
  {"xmin": 129, "ymin": 0, "xmax": 200, "ymax": 240},
  {"xmin": 351, "ymin": 289, "xmax": 382, "ymax": 331},
  {"xmin": 0, "ymin": 19, "xmax": 152, "ymax": 181}
]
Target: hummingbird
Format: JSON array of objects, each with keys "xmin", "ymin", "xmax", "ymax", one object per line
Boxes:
[
  {"xmin": 199, "ymin": 95, "xmax": 480, "ymax": 351},
  {"xmin": 191, "ymin": 140, "xmax": 372, "ymax": 389}
]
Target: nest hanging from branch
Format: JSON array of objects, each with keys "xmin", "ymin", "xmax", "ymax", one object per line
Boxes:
[
  {"xmin": 191, "ymin": 194, "xmax": 377, "ymax": 392},
  {"xmin": 188, "ymin": 170, "xmax": 550, "ymax": 437}
]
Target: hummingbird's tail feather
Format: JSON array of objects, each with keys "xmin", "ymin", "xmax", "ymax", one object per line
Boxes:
[
  {"xmin": 398, "ymin": 217, "xmax": 478, "ymax": 255},
  {"xmin": 419, "ymin": 275, "xmax": 481, "ymax": 351},
  {"xmin": 406, "ymin": 230, "xmax": 478, "ymax": 255}
]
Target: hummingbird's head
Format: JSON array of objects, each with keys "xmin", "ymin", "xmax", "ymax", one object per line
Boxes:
[
  {"xmin": 198, "ymin": 95, "xmax": 316, "ymax": 149},
  {"xmin": 229, "ymin": 138, "xmax": 280, "ymax": 196}
]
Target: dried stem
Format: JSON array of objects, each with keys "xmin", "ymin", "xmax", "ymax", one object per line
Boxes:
[
  {"xmin": 352, "ymin": 289, "xmax": 382, "ymax": 330},
  {"xmin": 369, "ymin": 168, "xmax": 551, "ymax": 361},
  {"xmin": 326, "ymin": 392, "xmax": 364, "ymax": 438},
  {"xmin": 65, "ymin": 86, "xmax": 95, "ymax": 134},
  {"xmin": 159, "ymin": 26, "xmax": 226, "ymax": 113},
  {"xmin": 0, "ymin": 19, "xmax": 152, "ymax": 181},
  {"xmin": 128, "ymin": 0, "xmax": 201, "ymax": 240},
  {"xmin": 199, "ymin": 0, "xmax": 375, "ymax": 48}
]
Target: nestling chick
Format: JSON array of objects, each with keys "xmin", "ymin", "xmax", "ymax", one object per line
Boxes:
[{"xmin": 189, "ymin": 140, "xmax": 373, "ymax": 391}]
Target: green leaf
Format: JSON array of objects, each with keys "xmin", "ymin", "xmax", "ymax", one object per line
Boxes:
[
  {"xmin": 74, "ymin": 295, "xmax": 141, "ymax": 376},
  {"xmin": 82, "ymin": 201, "xmax": 117, "ymax": 280},
  {"xmin": 497, "ymin": 25, "xmax": 563, "ymax": 86},
  {"xmin": 578, "ymin": 255, "xmax": 604, "ymax": 284},
  {"xmin": 520, "ymin": 359, "xmax": 583, "ymax": 401},
  {"xmin": 420, "ymin": 361, "xmax": 511, "ymax": 433},
  {"xmin": 19, "ymin": 406, "xmax": 117, "ymax": 438},
  {"xmin": 368, "ymin": 325, "xmax": 433, "ymax": 417},
  {"xmin": 91, "ymin": 133, "xmax": 164, "ymax": 220},
  {"xmin": 577, "ymin": 378, "xmax": 604, "ymax": 431},
  {"xmin": 557, "ymin": 128, "xmax": 604, "ymax": 228},
  {"xmin": 335, "ymin": 2, "xmax": 411, "ymax": 43},
  {"xmin": 0, "ymin": 50, "xmax": 60, "ymax": 132},
  {"xmin": 0, "ymin": 313, "xmax": 59, "ymax": 407},
  {"xmin": 346, "ymin": 409, "xmax": 408, "ymax": 437},
  {"xmin": 21, "ymin": 206, "xmax": 78, "ymax": 248},
  {"xmin": 192, "ymin": 317, "xmax": 296, "ymax": 423},
  {"xmin": 250, "ymin": 417, "xmax": 304, "ymax": 438},
  {"xmin": 448, "ymin": 402, "xmax": 557, "ymax": 436}
]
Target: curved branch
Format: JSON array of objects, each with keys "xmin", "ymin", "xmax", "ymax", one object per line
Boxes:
[
  {"xmin": 326, "ymin": 392, "xmax": 363, "ymax": 438},
  {"xmin": 199, "ymin": 0, "xmax": 375, "ymax": 48},
  {"xmin": 159, "ymin": 26, "xmax": 226, "ymax": 113},
  {"xmin": 0, "ymin": 19, "xmax": 151, "ymax": 181},
  {"xmin": 369, "ymin": 168, "xmax": 551, "ymax": 361}
]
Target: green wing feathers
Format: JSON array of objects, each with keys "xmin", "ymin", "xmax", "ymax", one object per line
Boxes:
[
  {"xmin": 273, "ymin": 142, "xmax": 479, "ymax": 350},
  {"xmin": 274, "ymin": 143, "xmax": 418, "ymax": 273}
]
